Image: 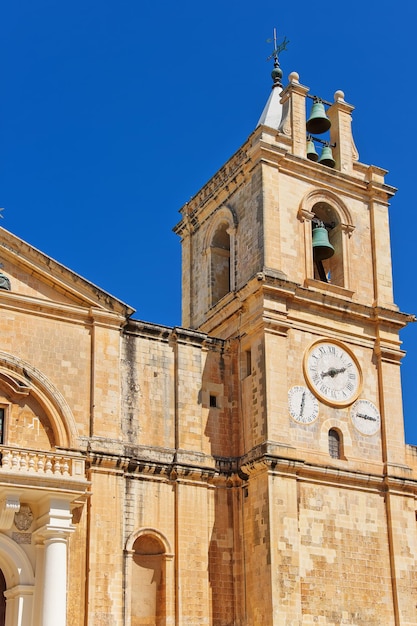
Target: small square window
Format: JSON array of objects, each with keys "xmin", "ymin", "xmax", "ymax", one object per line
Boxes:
[{"xmin": 209, "ymin": 395, "xmax": 217, "ymax": 408}]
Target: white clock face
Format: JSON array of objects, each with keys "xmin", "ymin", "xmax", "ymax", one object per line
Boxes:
[
  {"xmin": 350, "ymin": 399, "xmax": 381, "ymax": 436},
  {"xmin": 304, "ymin": 340, "xmax": 361, "ymax": 407},
  {"xmin": 288, "ymin": 386, "xmax": 319, "ymax": 424}
]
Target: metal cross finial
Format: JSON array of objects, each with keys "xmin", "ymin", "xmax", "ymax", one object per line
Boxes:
[{"xmin": 266, "ymin": 28, "xmax": 289, "ymax": 64}]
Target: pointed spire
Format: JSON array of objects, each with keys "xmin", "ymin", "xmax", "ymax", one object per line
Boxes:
[{"xmin": 257, "ymin": 29, "xmax": 289, "ymax": 129}]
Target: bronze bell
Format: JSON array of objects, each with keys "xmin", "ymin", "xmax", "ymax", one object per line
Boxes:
[
  {"xmin": 312, "ymin": 223, "xmax": 335, "ymax": 261},
  {"xmin": 318, "ymin": 144, "xmax": 335, "ymax": 168},
  {"xmin": 306, "ymin": 137, "xmax": 319, "ymax": 162},
  {"xmin": 306, "ymin": 98, "xmax": 331, "ymax": 135}
]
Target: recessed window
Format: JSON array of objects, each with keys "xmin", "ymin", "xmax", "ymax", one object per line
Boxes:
[
  {"xmin": 245, "ymin": 349, "xmax": 252, "ymax": 377},
  {"xmin": 209, "ymin": 395, "xmax": 217, "ymax": 408},
  {"xmin": 210, "ymin": 223, "xmax": 231, "ymax": 305},
  {"xmin": 328, "ymin": 429, "xmax": 341, "ymax": 459},
  {"xmin": 0, "ymin": 409, "xmax": 5, "ymax": 445}
]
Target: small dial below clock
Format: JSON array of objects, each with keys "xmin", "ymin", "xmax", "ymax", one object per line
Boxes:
[
  {"xmin": 288, "ymin": 386, "xmax": 319, "ymax": 424},
  {"xmin": 350, "ymin": 399, "xmax": 381, "ymax": 436}
]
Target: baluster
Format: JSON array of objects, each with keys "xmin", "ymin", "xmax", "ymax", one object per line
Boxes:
[
  {"xmin": 37, "ymin": 455, "xmax": 45, "ymax": 473},
  {"xmin": 11, "ymin": 451, "xmax": 20, "ymax": 470},
  {"xmin": 53, "ymin": 457, "xmax": 62, "ymax": 475},
  {"xmin": 28, "ymin": 453, "xmax": 36, "ymax": 471},
  {"xmin": 2, "ymin": 450, "xmax": 12, "ymax": 469}
]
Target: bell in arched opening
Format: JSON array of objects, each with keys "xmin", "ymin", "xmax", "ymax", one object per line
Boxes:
[{"xmin": 312, "ymin": 222, "xmax": 334, "ymax": 262}]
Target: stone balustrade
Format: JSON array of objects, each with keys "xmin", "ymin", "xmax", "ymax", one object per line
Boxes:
[{"xmin": 0, "ymin": 447, "xmax": 85, "ymax": 478}]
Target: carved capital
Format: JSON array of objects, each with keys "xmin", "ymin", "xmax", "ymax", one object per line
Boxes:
[
  {"xmin": 0, "ymin": 495, "xmax": 20, "ymax": 530},
  {"xmin": 297, "ymin": 207, "xmax": 315, "ymax": 223}
]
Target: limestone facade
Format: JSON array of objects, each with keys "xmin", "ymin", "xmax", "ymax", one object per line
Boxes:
[{"xmin": 0, "ymin": 68, "xmax": 415, "ymax": 625}]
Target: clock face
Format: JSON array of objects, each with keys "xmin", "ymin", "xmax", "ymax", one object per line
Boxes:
[
  {"xmin": 304, "ymin": 340, "xmax": 362, "ymax": 407},
  {"xmin": 350, "ymin": 399, "xmax": 381, "ymax": 436},
  {"xmin": 288, "ymin": 386, "xmax": 319, "ymax": 424}
]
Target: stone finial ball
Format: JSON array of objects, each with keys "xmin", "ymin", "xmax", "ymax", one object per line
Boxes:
[
  {"xmin": 334, "ymin": 90, "xmax": 345, "ymax": 102},
  {"xmin": 288, "ymin": 72, "xmax": 299, "ymax": 84}
]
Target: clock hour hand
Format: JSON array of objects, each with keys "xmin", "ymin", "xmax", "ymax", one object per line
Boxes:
[
  {"xmin": 300, "ymin": 390, "xmax": 305, "ymax": 416},
  {"xmin": 321, "ymin": 367, "xmax": 346, "ymax": 379}
]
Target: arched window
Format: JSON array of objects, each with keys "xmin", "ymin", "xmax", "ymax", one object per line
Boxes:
[
  {"xmin": 210, "ymin": 223, "xmax": 231, "ymax": 305},
  {"xmin": 328, "ymin": 428, "xmax": 341, "ymax": 459}
]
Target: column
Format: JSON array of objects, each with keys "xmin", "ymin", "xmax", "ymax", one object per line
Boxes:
[
  {"xmin": 40, "ymin": 533, "xmax": 70, "ymax": 626},
  {"xmin": 33, "ymin": 497, "xmax": 74, "ymax": 626},
  {"xmin": 4, "ymin": 585, "xmax": 34, "ymax": 626}
]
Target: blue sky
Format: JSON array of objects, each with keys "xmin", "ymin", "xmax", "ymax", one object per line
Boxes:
[{"xmin": 1, "ymin": 1, "xmax": 417, "ymax": 442}]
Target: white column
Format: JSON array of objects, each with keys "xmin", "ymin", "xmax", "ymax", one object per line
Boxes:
[
  {"xmin": 33, "ymin": 497, "xmax": 74, "ymax": 626},
  {"xmin": 4, "ymin": 585, "xmax": 34, "ymax": 626},
  {"xmin": 32, "ymin": 540, "xmax": 45, "ymax": 626},
  {"xmin": 40, "ymin": 534, "xmax": 69, "ymax": 626}
]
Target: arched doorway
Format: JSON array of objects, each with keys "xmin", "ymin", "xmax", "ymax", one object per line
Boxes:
[
  {"xmin": 0, "ymin": 570, "xmax": 5, "ymax": 626},
  {"xmin": 0, "ymin": 534, "xmax": 35, "ymax": 626}
]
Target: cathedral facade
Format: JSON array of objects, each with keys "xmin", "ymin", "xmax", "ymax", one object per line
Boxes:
[{"xmin": 0, "ymin": 61, "xmax": 415, "ymax": 626}]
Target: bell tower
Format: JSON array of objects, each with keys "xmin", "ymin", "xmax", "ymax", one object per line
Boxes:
[{"xmin": 174, "ymin": 46, "xmax": 417, "ymax": 624}]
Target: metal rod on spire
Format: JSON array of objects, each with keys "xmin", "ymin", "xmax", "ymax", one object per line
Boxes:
[{"xmin": 266, "ymin": 28, "xmax": 289, "ymax": 87}]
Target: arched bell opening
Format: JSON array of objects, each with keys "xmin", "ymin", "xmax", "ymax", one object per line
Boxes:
[
  {"xmin": 311, "ymin": 202, "xmax": 344, "ymax": 287},
  {"xmin": 210, "ymin": 222, "xmax": 231, "ymax": 306}
]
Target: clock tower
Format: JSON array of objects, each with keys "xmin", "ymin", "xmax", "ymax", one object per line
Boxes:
[{"xmin": 175, "ymin": 55, "xmax": 417, "ymax": 625}]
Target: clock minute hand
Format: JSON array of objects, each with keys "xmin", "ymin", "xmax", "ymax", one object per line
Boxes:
[{"xmin": 321, "ymin": 366, "xmax": 346, "ymax": 379}]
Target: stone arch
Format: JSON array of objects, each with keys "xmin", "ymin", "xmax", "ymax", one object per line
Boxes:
[
  {"xmin": 0, "ymin": 534, "xmax": 35, "ymax": 626},
  {"xmin": 0, "ymin": 352, "xmax": 78, "ymax": 449},
  {"xmin": 0, "ymin": 534, "xmax": 34, "ymax": 589},
  {"xmin": 298, "ymin": 189, "xmax": 355, "ymax": 290},
  {"xmin": 203, "ymin": 206, "xmax": 237, "ymax": 306},
  {"xmin": 126, "ymin": 528, "xmax": 172, "ymax": 555},
  {"xmin": 299, "ymin": 188, "xmax": 354, "ymax": 228}
]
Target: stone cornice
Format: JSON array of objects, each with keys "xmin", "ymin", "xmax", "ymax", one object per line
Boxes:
[
  {"xmin": 259, "ymin": 273, "xmax": 413, "ymax": 331},
  {"xmin": 123, "ymin": 320, "xmax": 226, "ymax": 351},
  {"xmin": 192, "ymin": 270, "xmax": 413, "ymax": 342},
  {"xmin": 173, "ymin": 124, "xmax": 397, "ymax": 241},
  {"xmin": 174, "ymin": 143, "xmax": 251, "ymax": 236},
  {"xmin": 0, "ymin": 227, "xmax": 135, "ymax": 317},
  {"xmin": 88, "ymin": 447, "xmax": 218, "ymax": 483},
  {"xmin": 86, "ymin": 442, "xmax": 417, "ymax": 496}
]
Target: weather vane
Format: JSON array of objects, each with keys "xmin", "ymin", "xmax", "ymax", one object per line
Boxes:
[{"xmin": 266, "ymin": 28, "xmax": 289, "ymax": 64}]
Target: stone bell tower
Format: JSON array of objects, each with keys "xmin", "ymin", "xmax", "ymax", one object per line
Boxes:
[{"xmin": 174, "ymin": 46, "xmax": 417, "ymax": 624}]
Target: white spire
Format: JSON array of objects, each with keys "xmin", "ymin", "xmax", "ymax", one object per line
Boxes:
[
  {"xmin": 257, "ymin": 84, "xmax": 283, "ymax": 129},
  {"xmin": 257, "ymin": 29, "xmax": 288, "ymax": 130}
]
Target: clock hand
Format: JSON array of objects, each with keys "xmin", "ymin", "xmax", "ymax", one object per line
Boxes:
[
  {"xmin": 300, "ymin": 390, "xmax": 305, "ymax": 416},
  {"xmin": 321, "ymin": 367, "xmax": 346, "ymax": 379},
  {"xmin": 357, "ymin": 412, "xmax": 377, "ymax": 422}
]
